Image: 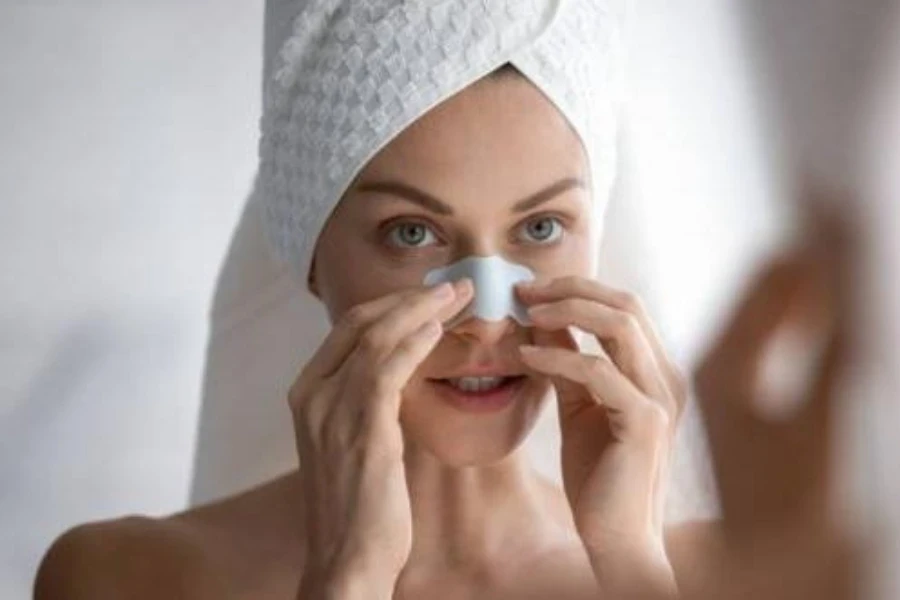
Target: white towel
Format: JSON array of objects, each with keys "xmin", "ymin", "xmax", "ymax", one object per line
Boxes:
[{"xmin": 253, "ymin": 0, "xmax": 627, "ymax": 289}]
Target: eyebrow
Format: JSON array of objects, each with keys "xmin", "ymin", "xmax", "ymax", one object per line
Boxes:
[{"xmin": 352, "ymin": 177, "xmax": 586, "ymax": 215}]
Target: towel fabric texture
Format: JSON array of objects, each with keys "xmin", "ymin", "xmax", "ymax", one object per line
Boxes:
[{"xmin": 252, "ymin": 0, "xmax": 627, "ymax": 289}]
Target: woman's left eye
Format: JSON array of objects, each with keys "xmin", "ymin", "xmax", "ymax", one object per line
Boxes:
[{"xmin": 518, "ymin": 216, "xmax": 564, "ymax": 245}]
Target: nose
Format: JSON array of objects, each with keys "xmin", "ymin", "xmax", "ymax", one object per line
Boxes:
[{"xmin": 448, "ymin": 315, "xmax": 516, "ymax": 346}]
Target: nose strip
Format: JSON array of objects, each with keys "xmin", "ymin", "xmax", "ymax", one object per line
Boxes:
[{"xmin": 423, "ymin": 255, "xmax": 536, "ymax": 329}]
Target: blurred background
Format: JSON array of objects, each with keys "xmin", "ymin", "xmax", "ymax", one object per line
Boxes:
[
  {"xmin": 1, "ymin": 0, "xmax": 898, "ymax": 598},
  {"xmin": 0, "ymin": 1, "xmax": 262, "ymax": 595}
]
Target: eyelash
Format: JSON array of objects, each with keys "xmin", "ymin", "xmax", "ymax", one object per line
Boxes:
[{"xmin": 381, "ymin": 214, "xmax": 569, "ymax": 250}]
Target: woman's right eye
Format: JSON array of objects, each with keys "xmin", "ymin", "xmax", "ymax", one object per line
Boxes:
[{"xmin": 386, "ymin": 221, "xmax": 439, "ymax": 249}]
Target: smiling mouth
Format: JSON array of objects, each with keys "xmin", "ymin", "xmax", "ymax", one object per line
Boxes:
[
  {"xmin": 426, "ymin": 375, "xmax": 529, "ymax": 412},
  {"xmin": 429, "ymin": 375, "xmax": 526, "ymax": 392}
]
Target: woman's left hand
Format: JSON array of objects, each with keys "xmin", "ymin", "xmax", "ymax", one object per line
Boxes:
[{"xmin": 515, "ymin": 276, "xmax": 686, "ymax": 595}]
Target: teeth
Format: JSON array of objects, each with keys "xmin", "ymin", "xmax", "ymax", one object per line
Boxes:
[{"xmin": 448, "ymin": 376, "xmax": 507, "ymax": 392}]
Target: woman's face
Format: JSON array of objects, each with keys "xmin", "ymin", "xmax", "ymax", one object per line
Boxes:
[{"xmin": 310, "ymin": 73, "xmax": 595, "ymax": 466}]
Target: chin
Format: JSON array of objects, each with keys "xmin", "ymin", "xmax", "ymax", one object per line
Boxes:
[{"xmin": 398, "ymin": 375, "xmax": 552, "ymax": 467}]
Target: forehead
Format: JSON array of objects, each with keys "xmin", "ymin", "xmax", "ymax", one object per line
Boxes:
[{"xmin": 349, "ymin": 75, "xmax": 589, "ymax": 197}]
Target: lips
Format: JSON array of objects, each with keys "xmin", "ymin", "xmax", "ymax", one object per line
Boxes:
[
  {"xmin": 428, "ymin": 375, "xmax": 529, "ymax": 413},
  {"xmin": 431, "ymin": 367, "xmax": 524, "ymax": 379},
  {"xmin": 432, "ymin": 374, "xmax": 527, "ymax": 391}
]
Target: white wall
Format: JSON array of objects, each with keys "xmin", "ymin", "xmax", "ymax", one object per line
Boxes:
[
  {"xmin": 3, "ymin": 0, "xmax": 897, "ymax": 598},
  {"xmin": 0, "ymin": 1, "xmax": 262, "ymax": 597}
]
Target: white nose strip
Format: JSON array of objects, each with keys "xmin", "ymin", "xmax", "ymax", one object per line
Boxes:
[{"xmin": 423, "ymin": 255, "xmax": 536, "ymax": 328}]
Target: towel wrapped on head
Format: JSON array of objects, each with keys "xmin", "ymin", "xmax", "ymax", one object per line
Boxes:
[{"xmin": 252, "ymin": 0, "xmax": 628, "ymax": 292}]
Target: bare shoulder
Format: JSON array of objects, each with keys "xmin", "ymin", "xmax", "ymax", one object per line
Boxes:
[
  {"xmin": 34, "ymin": 514, "xmax": 230, "ymax": 600},
  {"xmin": 34, "ymin": 473, "xmax": 306, "ymax": 600},
  {"xmin": 663, "ymin": 519, "xmax": 725, "ymax": 593}
]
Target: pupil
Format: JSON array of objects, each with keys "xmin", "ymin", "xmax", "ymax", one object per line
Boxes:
[
  {"xmin": 401, "ymin": 224, "xmax": 425, "ymax": 245},
  {"xmin": 530, "ymin": 219, "xmax": 553, "ymax": 240}
]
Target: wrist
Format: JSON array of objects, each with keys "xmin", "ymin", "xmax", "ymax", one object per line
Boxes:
[
  {"xmin": 299, "ymin": 558, "xmax": 399, "ymax": 600},
  {"xmin": 328, "ymin": 570, "xmax": 395, "ymax": 600},
  {"xmin": 585, "ymin": 540, "xmax": 678, "ymax": 600}
]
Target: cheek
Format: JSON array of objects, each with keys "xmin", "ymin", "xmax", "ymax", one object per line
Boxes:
[
  {"xmin": 530, "ymin": 238, "xmax": 594, "ymax": 279},
  {"xmin": 320, "ymin": 254, "xmax": 426, "ymax": 318},
  {"xmin": 365, "ymin": 259, "xmax": 434, "ymax": 290},
  {"xmin": 565, "ymin": 225, "xmax": 595, "ymax": 265}
]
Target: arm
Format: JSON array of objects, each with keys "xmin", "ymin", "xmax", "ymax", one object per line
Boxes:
[
  {"xmin": 583, "ymin": 519, "xmax": 726, "ymax": 600},
  {"xmin": 586, "ymin": 538, "xmax": 679, "ymax": 600}
]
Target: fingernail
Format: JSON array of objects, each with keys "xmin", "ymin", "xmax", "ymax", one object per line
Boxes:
[
  {"xmin": 454, "ymin": 278, "xmax": 473, "ymax": 295},
  {"xmin": 519, "ymin": 345, "xmax": 539, "ymax": 354},
  {"xmin": 434, "ymin": 282, "xmax": 454, "ymax": 298}
]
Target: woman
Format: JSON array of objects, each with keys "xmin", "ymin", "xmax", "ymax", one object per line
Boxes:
[{"xmin": 35, "ymin": 2, "xmax": 717, "ymax": 598}]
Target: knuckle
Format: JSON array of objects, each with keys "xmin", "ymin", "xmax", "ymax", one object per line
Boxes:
[
  {"xmin": 286, "ymin": 379, "xmax": 306, "ymax": 412},
  {"xmin": 562, "ymin": 275, "xmax": 583, "ymax": 292},
  {"xmin": 303, "ymin": 401, "xmax": 328, "ymax": 446},
  {"xmin": 358, "ymin": 326, "xmax": 388, "ymax": 356},
  {"xmin": 612, "ymin": 311, "xmax": 641, "ymax": 339},
  {"xmin": 588, "ymin": 356, "xmax": 613, "ymax": 379},
  {"xmin": 639, "ymin": 402, "xmax": 671, "ymax": 435},
  {"xmin": 305, "ymin": 376, "xmax": 337, "ymax": 417},
  {"xmin": 394, "ymin": 335, "xmax": 422, "ymax": 359},
  {"xmin": 288, "ymin": 372, "xmax": 319, "ymax": 416},
  {"xmin": 615, "ymin": 290, "xmax": 644, "ymax": 315},
  {"xmin": 341, "ymin": 304, "xmax": 369, "ymax": 331}
]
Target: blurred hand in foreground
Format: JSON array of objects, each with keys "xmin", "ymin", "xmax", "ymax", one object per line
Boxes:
[{"xmin": 691, "ymin": 192, "xmax": 866, "ymax": 600}]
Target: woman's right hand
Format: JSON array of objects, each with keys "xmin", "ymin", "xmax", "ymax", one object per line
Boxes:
[{"xmin": 290, "ymin": 278, "xmax": 473, "ymax": 599}]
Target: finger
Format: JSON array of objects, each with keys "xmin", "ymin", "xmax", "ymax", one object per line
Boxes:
[
  {"xmin": 524, "ymin": 326, "xmax": 583, "ymax": 404},
  {"xmin": 796, "ymin": 181, "xmax": 858, "ymax": 424},
  {"xmin": 296, "ymin": 279, "xmax": 469, "ymax": 394},
  {"xmin": 798, "ymin": 325, "xmax": 845, "ymax": 438},
  {"xmin": 302, "ymin": 280, "xmax": 471, "ymax": 437},
  {"xmin": 531, "ymin": 322, "xmax": 579, "ymax": 353},
  {"xmin": 527, "ymin": 297, "xmax": 673, "ymax": 414},
  {"xmin": 296, "ymin": 288, "xmax": 424, "ymax": 389},
  {"xmin": 289, "ymin": 370, "xmax": 341, "ymax": 450},
  {"xmin": 356, "ymin": 278, "xmax": 473, "ymax": 365},
  {"xmin": 797, "ymin": 240, "xmax": 854, "ymax": 431},
  {"xmin": 693, "ymin": 255, "xmax": 810, "ymax": 414},
  {"xmin": 518, "ymin": 276, "xmax": 686, "ymax": 413},
  {"xmin": 362, "ymin": 318, "xmax": 446, "ymax": 421},
  {"xmin": 519, "ymin": 345, "xmax": 669, "ymax": 441}
]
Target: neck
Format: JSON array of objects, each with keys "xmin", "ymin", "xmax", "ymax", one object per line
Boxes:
[{"xmin": 400, "ymin": 441, "xmax": 574, "ymax": 576}]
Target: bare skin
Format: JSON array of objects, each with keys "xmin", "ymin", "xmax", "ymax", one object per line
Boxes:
[
  {"xmin": 34, "ymin": 69, "xmax": 720, "ymax": 599},
  {"xmin": 34, "ymin": 471, "xmax": 715, "ymax": 599}
]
